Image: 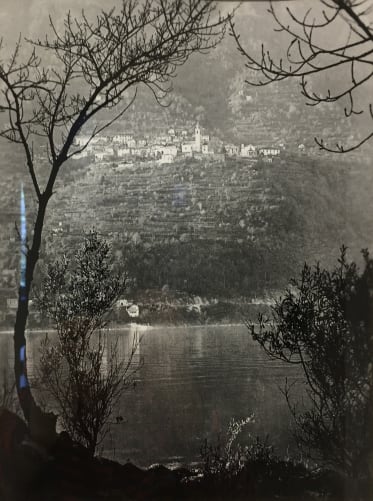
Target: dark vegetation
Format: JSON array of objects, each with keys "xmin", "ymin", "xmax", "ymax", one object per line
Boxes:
[
  {"xmin": 111, "ymin": 155, "xmax": 373, "ymax": 299},
  {"xmin": 248, "ymin": 249, "xmax": 373, "ymax": 499},
  {"xmin": 35, "ymin": 231, "xmax": 139, "ymax": 456},
  {"xmin": 1, "ymin": 248, "xmax": 372, "ymax": 500},
  {"xmin": 0, "ymin": 412, "xmax": 369, "ymax": 501},
  {"xmin": 189, "ymin": 250, "xmax": 373, "ymax": 500},
  {"xmin": 0, "ymin": 2, "xmax": 372, "ymax": 500},
  {"xmin": 22, "ymin": 152, "xmax": 370, "ymax": 310},
  {"xmin": 124, "ymin": 239, "xmax": 284, "ymax": 296},
  {"xmin": 251, "ymin": 249, "xmax": 373, "ymax": 477},
  {"xmin": 0, "ymin": 0, "xmax": 228, "ymax": 427}
]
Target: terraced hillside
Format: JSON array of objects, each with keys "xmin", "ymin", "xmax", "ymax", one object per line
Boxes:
[
  {"xmin": 39, "ymin": 153, "xmax": 373, "ymax": 297},
  {"xmin": 1, "ymin": 1, "xmax": 372, "ymax": 300}
]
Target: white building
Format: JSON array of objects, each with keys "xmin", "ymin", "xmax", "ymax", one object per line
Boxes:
[
  {"xmin": 94, "ymin": 146, "xmax": 114, "ymax": 161},
  {"xmin": 7, "ymin": 298, "xmax": 18, "ymax": 310},
  {"xmin": 113, "ymin": 134, "xmax": 125, "ymax": 144},
  {"xmin": 225, "ymin": 144, "xmax": 240, "ymax": 156},
  {"xmin": 159, "ymin": 153, "xmax": 175, "ymax": 164},
  {"xmin": 104, "ymin": 146, "xmax": 114, "ymax": 156},
  {"xmin": 75, "ymin": 135, "xmax": 90, "ymax": 147},
  {"xmin": 181, "ymin": 142, "xmax": 194, "ymax": 154},
  {"xmin": 117, "ymin": 147, "xmax": 131, "ymax": 157},
  {"xmin": 258, "ymin": 146, "xmax": 281, "ymax": 156},
  {"xmin": 241, "ymin": 144, "xmax": 257, "ymax": 157},
  {"xmin": 181, "ymin": 123, "xmax": 205, "ymax": 155},
  {"xmin": 163, "ymin": 145, "xmax": 178, "ymax": 157},
  {"xmin": 134, "ymin": 146, "xmax": 152, "ymax": 156},
  {"xmin": 127, "ymin": 304, "xmax": 140, "ymax": 318},
  {"xmin": 152, "ymin": 144, "xmax": 178, "ymax": 158},
  {"xmin": 112, "ymin": 134, "xmax": 134, "ymax": 144}
]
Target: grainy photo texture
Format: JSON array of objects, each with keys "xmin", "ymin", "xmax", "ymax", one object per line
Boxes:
[{"xmin": 0, "ymin": 1, "xmax": 372, "ymax": 500}]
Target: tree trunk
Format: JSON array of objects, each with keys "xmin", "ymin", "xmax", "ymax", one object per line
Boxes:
[
  {"xmin": 14, "ymin": 287, "xmax": 36, "ymax": 423},
  {"xmin": 13, "ymin": 195, "xmax": 49, "ymax": 424}
]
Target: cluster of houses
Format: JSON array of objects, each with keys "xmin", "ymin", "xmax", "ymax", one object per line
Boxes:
[
  {"xmin": 72, "ymin": 123, "xmax": 283, "ymax": 164},
  {"xmin": 226, "ymin": 143, "xmax": 282, "ymax": 161},
  {"xmin": 115, "ymin": 299, "xmax": 139, "ymax": 318},
  {"xmin": 0, "ymin": 125, "xmax": 286, "ymax": 325}
]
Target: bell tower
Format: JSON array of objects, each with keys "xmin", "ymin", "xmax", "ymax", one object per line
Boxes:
[{"xmin": 195, "ymin": 122, "xmax": 201, "ymax": 152}]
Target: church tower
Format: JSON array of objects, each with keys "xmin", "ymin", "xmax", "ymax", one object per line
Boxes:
[{"xmin": 195, "ymin": 122, "xmax": 201, "ymax": 152}]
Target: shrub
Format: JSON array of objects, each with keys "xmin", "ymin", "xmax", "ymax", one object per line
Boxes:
[
  {"xmin": 249, "ymin": 247, "xmax": 373, "ymax": 480},
  {"xmin": 200, "ymin": 422, "xmax": 312, "ymax": 499},
  {"xmin": 36, "ymin": 231, "xmax": 139, "ymax": 455},
  {"xmin": 200, "ymin": 416, "xmax": 254, "ymax": 480}
]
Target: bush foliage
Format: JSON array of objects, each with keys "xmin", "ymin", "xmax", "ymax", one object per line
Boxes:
[
  {"xmin": 250, "ymin": 247, "xmax": 373, "ymax": 479},
  {"xmin": 35, "ymin": 231, "xmax": 138, "ymax": 455}
]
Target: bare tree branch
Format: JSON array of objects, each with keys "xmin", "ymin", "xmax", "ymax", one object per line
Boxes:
[
  {"xmin": 0, "ymin": 0, "xmax": 229, "ymax": 424},
  {"xmin": 230, "ymin": 0, "xmax": 373, "ymax": 153}
]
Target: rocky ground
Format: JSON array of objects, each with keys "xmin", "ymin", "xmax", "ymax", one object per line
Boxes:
[{"xmin": 1, "ymin": 408, "xmax": 371, "ymax": 501}]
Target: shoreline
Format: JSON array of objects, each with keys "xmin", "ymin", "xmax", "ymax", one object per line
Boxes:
[
  {"xmin": 0, "ymin": 297, "xmax": 272, "ymax": 334},
  {"xmin": 0, "ymin": 321, "xmax": 249, "ymax": 335}
]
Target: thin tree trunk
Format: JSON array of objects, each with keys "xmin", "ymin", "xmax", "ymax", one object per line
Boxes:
[{"xmin": 14, "ymin": 195, "xmax": 49, "ymax": 423}]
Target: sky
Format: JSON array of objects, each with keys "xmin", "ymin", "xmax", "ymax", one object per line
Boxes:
[
  {"xmin": 0, "ymin": 1, "xmax": 359, "ymax": 47},
  {"xmin": 0, "ymin": 0, "xmax": 370, "ymax": 118}
]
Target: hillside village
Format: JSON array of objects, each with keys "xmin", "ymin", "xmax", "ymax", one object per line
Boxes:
[
  {"xmin": 0, "ymin": 110, "xmax": 370, "ymax": 326},
  {"xmin": 73, "ymin": 122, "xmax": 283, "ymax": 165},
  {"xmin": 0, "ymin": 117, "xmax": 308, "ymax": 325},
  {"xmin": 0, "ymin": 139, "xmax": 298, "ymax": 326},
  {"xmin": 0, "ymin": 0, "xmax": 369, "ymax": 327}
]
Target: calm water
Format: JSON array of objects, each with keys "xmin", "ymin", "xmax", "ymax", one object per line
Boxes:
[{"xmin": 0, "ymin": 325, "xmax": 303, "ymax": 467}]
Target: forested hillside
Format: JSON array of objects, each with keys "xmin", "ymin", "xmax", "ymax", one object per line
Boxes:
[
  {"xmin": 0, "ymin": 1, "xmax": 372, "ymax": 301},
  {"xmin": 35, "ymin": 153, "xmax": 373, "ymax": 298}
]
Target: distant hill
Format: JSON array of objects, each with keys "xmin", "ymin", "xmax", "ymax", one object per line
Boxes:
[
  {"xmin": 36, "ymin": 152, "xmax": 373, "ymax": 297},
  {"xmin": 0, "ymin": 1, "xmax": 372, "ymax": 299}
]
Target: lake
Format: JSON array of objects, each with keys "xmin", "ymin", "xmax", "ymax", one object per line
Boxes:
[{"xmin": 0, "ymin": 324, "xmax": 303, "ymax": 467}]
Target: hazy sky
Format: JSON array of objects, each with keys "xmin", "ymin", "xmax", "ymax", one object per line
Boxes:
[
  {"xmin": 0, "ymin": 0, "xmax": 367, "ymax": 104},
  {"xmin": 0, "ymin": 1, "xmax": 357, "ymax": 45}
]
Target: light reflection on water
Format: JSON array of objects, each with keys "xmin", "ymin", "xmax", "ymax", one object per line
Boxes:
[{"xmin": 0, "ymin": 324, "xmax": 303, "ymax": 467}]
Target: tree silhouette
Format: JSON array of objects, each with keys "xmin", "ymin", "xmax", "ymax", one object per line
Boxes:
[
  {"xmin": 0, "ymin": 0, "xmax": 228, "ymax": 430},
  {"xmin": 36, "ymin": 231, "xmax": 139, "ymax": 456},
  {"xmin": 249, "ymin": 248, "xmax": 373, "ymax": 481},
  {"xmin": 230, "ymin": 0, "xmax": 373, "ymax": 153}
]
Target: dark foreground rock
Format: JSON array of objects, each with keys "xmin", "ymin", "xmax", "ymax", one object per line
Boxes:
[
  {"xmin": 0, "ymin": 422, "xmax": 186, "ymax": 501},
  {"xmin": 0, "ymin": 409, "xmax": 372, "ymax": 500}
]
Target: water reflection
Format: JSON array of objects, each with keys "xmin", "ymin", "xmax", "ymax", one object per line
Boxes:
[{"xmin": 0, "ymin": 325, "xmax": 303, "ymax": 467}]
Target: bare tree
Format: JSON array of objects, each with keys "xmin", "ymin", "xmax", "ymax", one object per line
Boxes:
[
  {"xmin": 0, "ymin": 0, "xmax": 228, "ymax": 429},
  {"xmin": 230, "ymin": 0, "xmax": 373, "ymax": 153}
]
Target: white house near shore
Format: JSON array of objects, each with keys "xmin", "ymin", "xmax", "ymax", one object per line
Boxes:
[{"xmin": 127, "ymin": 304, "xmax": 140, "ymax": 318}]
